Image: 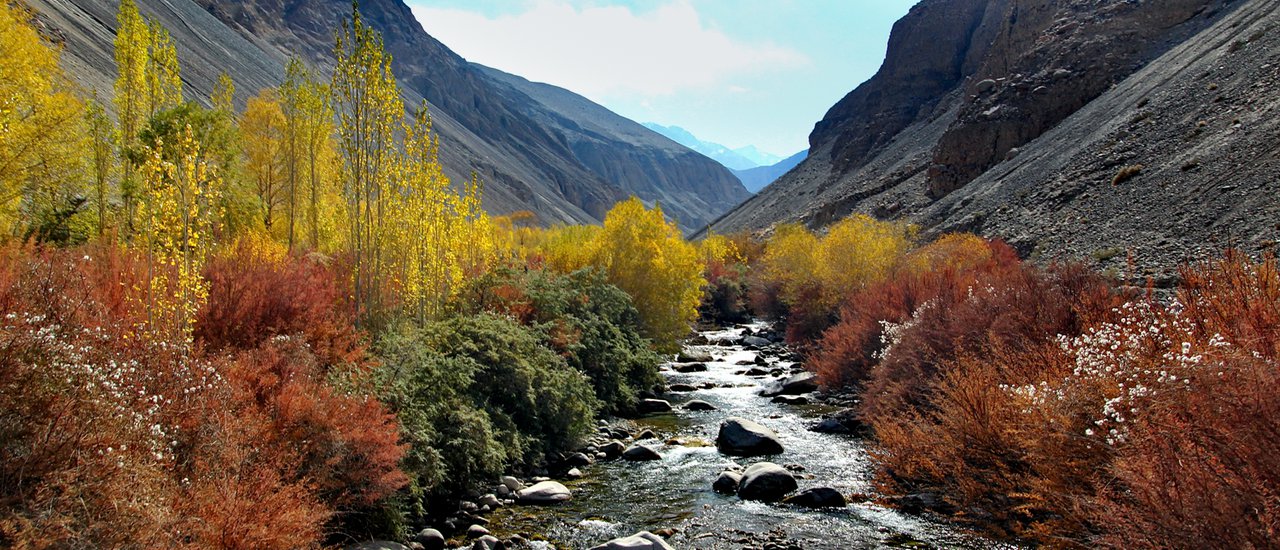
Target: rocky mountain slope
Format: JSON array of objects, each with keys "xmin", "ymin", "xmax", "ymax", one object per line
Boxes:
[
  {"xmin": 27, "ymin": 0, "xmax": 749, "ymax": 230},
  {"xmin": 708, "ymin": 0, "xmax": 1277, "ymax": 276}
]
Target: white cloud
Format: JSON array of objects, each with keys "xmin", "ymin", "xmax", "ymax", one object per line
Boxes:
[{"xmin": 408, "ymin": 1, "xmax": 809, "ymax": 100}]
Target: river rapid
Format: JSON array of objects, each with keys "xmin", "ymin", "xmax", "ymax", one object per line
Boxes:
[{"xmin": 489, "ymin": 322, "xmax": 1003, "ymax": 549}]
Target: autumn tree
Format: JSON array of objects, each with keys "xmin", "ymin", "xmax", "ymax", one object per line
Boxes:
[
  {"xmin": 0, "ymin": 2, "xmax": 87, "ymax": 241},
  {"xmin": 813, "ymin": 214, "xmax": 914, "ymax": 302},
  {"xmin": 333, "ymin": 2, "xmax": 404, "ymax": 323},
  {"xmin": 86, "ymin": 93, "xmax": 116, "ymax": 237},
  {"xmin": 145, "ymin": 19, "xmax": 182, "ymax": 117},
  {"xmin": 113, "ymin": 0, "xmax": 149, "ymax": 234},
  {"xmin": 594, "ymin": 197, "xmax": 704, "ymax": 352},
  {"xmin": 241, "ymin": 88, "xmax": 288, "ymax": 234}
]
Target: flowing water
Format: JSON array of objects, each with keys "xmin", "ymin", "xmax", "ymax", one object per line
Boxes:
[{"xmin": 489, "ymin": 322, "xmax": 1003, "ymax": 549}]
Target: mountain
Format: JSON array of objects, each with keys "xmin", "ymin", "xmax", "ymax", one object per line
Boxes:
[
  {"xmin": 732, "ymin": 145, "xmax": 783, "ymax": 168},
  {"xmin": 706, "ymin": 0, "xmax": 1278, "ymax": 277},
  {"xmin": 642, "ymin": 123, "xmax": 761, "ymax": 171},
  {"xmin": 732, "ymin": 150, "xmax": 807, "ymax": 193},
  {"xmin": 25, "ymin": 0, "xmax": 750, "ymax": 231}
]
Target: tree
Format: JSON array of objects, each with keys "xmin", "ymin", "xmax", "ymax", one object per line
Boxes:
[
  {"xmin": 113, "ymin": 0, "xmax": 149, "ymax": 234},
  {"xmin": 0, "ymin": 2, "xmax": 87, "ymax": 240},
  {"xmin": 594, "ymin": 197, "xmax": 704, "ymax": 352},
  {"xmin": 86, "ymin": 93, "xmax": 116, "ymax": 237},
  {"xmin": 145, "ymin": 19, "xmax": 181, "ymax": 118},
  {"xmin": 333, "ymin": 1, "xmax": 404, "ymax": 324},
  {"xmin": 281, "ymin": 59, "xmax": 340, "ymax": 251},
  {"xmin": 241, "ymin": 88, "xmax": 287, "ymax": 234},
  {"xmin": 813, "ymin": 214, "xmax": 914, "ymax": 301}
]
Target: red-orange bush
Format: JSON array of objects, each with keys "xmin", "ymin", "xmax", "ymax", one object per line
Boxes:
[
  {"xmin": 197, "ymin": 242, "xmax": 364, "ymax": 366},
  {"xmin": 0, "ymin": 244, "xmax": 406, "ymax": 548}
]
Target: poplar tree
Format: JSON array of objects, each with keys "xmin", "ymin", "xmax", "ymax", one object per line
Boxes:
[
  {"xmin": 113, "ymin": 0, "xmax": 149, "ymax": 235},
  {"xmin": 333, "ymin": 0, "xmax": 403, "ymax": 324},
  {"xmin": 85, "ymin": 93, "xmax": 116, "ymax": 236}
]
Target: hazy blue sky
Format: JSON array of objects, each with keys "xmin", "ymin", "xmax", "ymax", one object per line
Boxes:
[{"xmin": 406, "ymin": 1, "xmax": 918, "ymax": 157}]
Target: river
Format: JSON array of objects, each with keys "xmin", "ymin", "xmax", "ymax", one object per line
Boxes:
[{"xmin": 488, "ymin": 321, "xmax": 1003, "ymax": 549}]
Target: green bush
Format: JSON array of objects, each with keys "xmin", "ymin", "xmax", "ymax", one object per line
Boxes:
[
  {"xmin": 374, "ymin": 312, "xmax": 598, "ymax": 508},
  {"xmin": 461, "ymin": 268, "xmax": 662, "ymax": 415}
]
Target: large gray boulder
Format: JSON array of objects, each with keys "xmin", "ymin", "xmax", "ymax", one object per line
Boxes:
[
  {"xmin": 758, "ymin": 372, "xmax": 818, "ymax": 397},
  {"xmin": 637, "ymin": 399, "xmax": 673, "ymax": 414},
  {"xmin": 683, "ymin": 399, "xmax": 717, "ymax": 411},
  {"xmin": 782, "ymin": 487, "xmax": 848, "ymax": 508},
  {"xmin": 677, "ymin": 350, "xmax": 713, "ymax": 363},
  {"xmin": 516, "ymin": 480, "xmax": 572, "ymax": 504},
  {"xmin": 716, "ymin": 417, "xmax": 784, "ymax": 456},
  {"xmin": 588, "ymin": 531, "xmax": 674, "ymax": 550},
  {"xmin": 740, "ymin": 335, "xmax": 771, "ymax": 347},
  {"xmin": 622, "ymin": 444, "xmax": 663, "ymax": 461},
  {"xmin": 737, "ymin": 462, "xmax": 797, "ymax": 502},
  {"xmin": 599, "ymin": 440, "xmax": 626, "ymax": 459}
]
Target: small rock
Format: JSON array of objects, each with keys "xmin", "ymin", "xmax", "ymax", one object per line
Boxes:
[
  {"xmin": 501, "ymin": 476, "xmax": 524, "ymax": 492},
  {"xmin": 413, "ymin": 528, "xmax": 446, "ymax": 550},
  {"xmin": 740, "ymin": 335, "xmax": 771, "ymax": 347},
  {"xmin": 478, "ymin": 494, "xmax": 501, "ymax": 509},
  {"xmin": 460, "ymin": 501, "xmax": 479, "ymax": 513},
  {"xmin": 737, "ymin": 462, "xmax": 797, "ymax": 502},
  {"xmin": 600, "ymin": 440, "xmax": 626, "ymax": 459},
  {"xmin": 771, "ymin": 395, "xmax": 808, "ymax": 405},
  {"xmin": 783, "ymin": 487, "xmax": 848, "ymax": 508},
  {"xmin": 975, "ymin": 78, "xmax": 998, "ymax": 93},
  {"xmin": 637, "ymin": 399, "xmax": 673, "ymax": 414},
  {"xmin": 759, "ymin": 372, "xmax": 818, "ymax": 397},
  {"xmin": 667, "ymin": 383, "xmax": 698, "ymax": 392},
  {"xmin": 673, "ymin": 363, "xmax": 708, "ymax": 373},
  {"xmin": 744, "ymin": 367, "xmax": 769, "ymax": 376},
  {"xmin": 676, "ymin": 350, "xmax": 713, "ymax": 363},
  {"xmin": 635, "ymin": 429, "xmax": 657, "ymax": 440},
  {"xmin": 713, "ymin": 471, "xmax": 743, "ymax": 494},
  {"xmin": 467, "ymin": 525, "xmax": 491, "ymax": 539},
  {"xmin": 683, "ymin": 400, "xmax": 717, "ymax": 411},
  {"xmin": 566, "ymin": 467, "xmax": 584, "ymax": 479},
  {"xmin": 516, "ymin": 481, "xmax": 572, "ymax": 504},
  {"xmin": 565, "ymin": 452, "xmax": 593, "ymax": 468},
  {"xmin": 588, "ymin": 531, "xmax": 675, "ymax": 550},
  {"xmin": 471, "ymin": 535, "xmax": 500, "ymax": 550},
  {"xmin": 622, "ymin": 444, "xmax": 662, "ymax": 461},
  {"xmin": 495, "ymin": 484, "xmax": 512, "ymax": 498}
]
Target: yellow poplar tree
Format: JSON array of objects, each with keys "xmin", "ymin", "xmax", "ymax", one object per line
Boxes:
[
  {"xmin": 137, "ymin": 124, "xmax": 223, "ymax": 342},
  {"xmin": 113, "ymin": 0, "xmax": 149, "ymax": 235},
  {"xmin": 0, "ymin": 2, "xmax": 87, "ymax": 238},
  {"xmin": 813, "ymin": 214, "xmax": 914, "ymax": 301},
  {"xmin": 145, "ymin": 19, "xmax": 182, "ymax": 117},
  {"xmin": 758, "ymin": 223, "xmax": 819, "ymax": 307},
  {"xmin": 241, "ymin": 88, "xmax": 287, "ymax": 235},
  {"xmin": 333, "ymin": 1, "xmax": 403, "ymax": 323},
  {"xmin": 595, "ymin": 197, "xmax": 704, "ymax": 353},
  {"xmin": 85, "ymin": 93, "xmax": 116, "ymax": 236}
]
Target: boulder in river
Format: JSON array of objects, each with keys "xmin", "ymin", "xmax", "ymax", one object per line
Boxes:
[
  {"xmin": 673, "ymin": 363, "xmax": 708, "ymax": 373},
  {"xmin": 478, "ymin": 493, "xmax": 501, "ymax": 509},
  {"xmin": 588, "ymin": 530, "xmax": 674, "ymax": 550},
  {"xmin": 782, "ymin": 487, "xmax": 848, "ymax": 508},
  {"xmin": 466, "ymin": 524, "xmax": 490, "ymax": 538},
  {"xmin": 713, "ymin": 470, "xmax": 743, "ymax": 494},
  {"xmin": 636, "ymin": 399, "xmax": 673, "ymax": 414},
  {"xmin": 737, "ymin": 462, "xmax": 797, "ymax": 502},
  {"xmin": 501, "ymin": 475, "xmax": 524, "ymax": 492},
  {"xmin": 744, "ymin": 367, "xmax": 769, "ymax": 376},
  {"xmin": 600, "ymin": 440, "xmax": 626, "ymax": 459},
  {"xmin": 635, "ymin": 429, "xmax": 658, "ymax": 440},
  {"xmin": 740, "ymin": 335, "xmax": 771, "ymax": 347},
  {"xmin": 771, "ymin": 395, "xmax": 809, "ymax": 405},
  {"xmin": 622, "ymin": 444, "xmax": 662, "ymax": 461},
  {"xmin": 565, "ymin": 452, "xmax": 593, "ymax": 468},
  {"xmin": 716, "ymin": 417, "xmax": 784, "ymax": 456},
  {"xmin": 677, "ymin": 350, "xmax": 713, "ymax": 363},
  {"xmin": 810, "ymin": 408, "xmax": 868, "ymax": 435},
  {"xmin": 516, "ymin": 480, "xmax": 572, "ymax": 504},
  {"xmin": 759, "ymin": 372, "xmax": 818, "ymax": 397},
  {"xmin": 667, "ymin": 383, "xmax": 697, "ymax": 392},
  {"xmin": 471, "ymin": 535, "xmax": 500, "ymax": 550},
  {"xmin": 683, "ymin": 399, "xmax": 717, "ymax": 411}
]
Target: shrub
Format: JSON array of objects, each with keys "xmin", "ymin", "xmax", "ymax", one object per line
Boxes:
[
  {"xmin": 375, "ymin": 313, "xmax": 599, "ymax": 508},
  {"xmin": 460, "ymin": 268, "xmax": 661, "ymax": 415},
  {"xmin": 197, "ymin": 239, "xmax": 365, "ymax": 366}
]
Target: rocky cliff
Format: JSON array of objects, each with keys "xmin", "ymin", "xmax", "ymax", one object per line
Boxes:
[
  {"xmin": 708, "ymin": 0, "xmax": 1277, "ymax": 277},
  {"xmin": 27, "ymin": 0, "xmax": 750, "ymax": 230}
]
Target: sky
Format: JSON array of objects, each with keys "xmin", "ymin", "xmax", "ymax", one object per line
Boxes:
[{"xmin": 405, "ymin": 0, "xmax": 919, "ymax": 158}]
